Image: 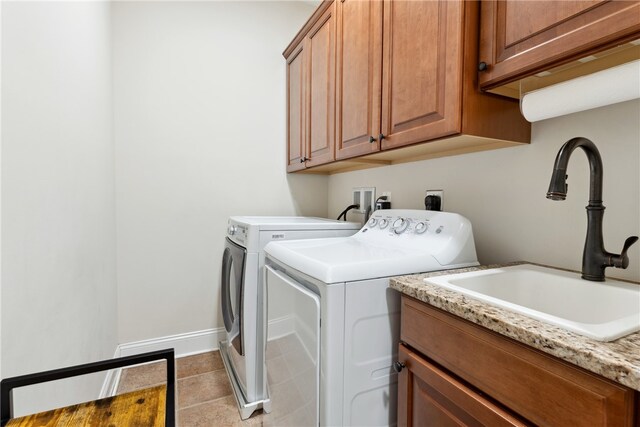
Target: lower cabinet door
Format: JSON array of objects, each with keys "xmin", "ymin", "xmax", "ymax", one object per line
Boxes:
[{"xmin": 397, "ymin": 344, "xmax": 529, "ymax": 427}]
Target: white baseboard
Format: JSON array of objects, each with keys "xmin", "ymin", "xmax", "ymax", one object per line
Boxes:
[
  {"xmin": 99, "ymin": 347, "xmax": 122, "ymax": 398},
  {"xmin": 100, "ymin": 317, "xmax": 292, "ymax": 397},
  {"xmin": 118, "ymin": 327, "xmax": 226, "ymax": 359}
]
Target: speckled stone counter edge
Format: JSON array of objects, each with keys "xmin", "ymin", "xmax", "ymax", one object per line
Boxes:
[{"xmin": 389, "ymin": 262, "xmax": 640, "ymax": 391}]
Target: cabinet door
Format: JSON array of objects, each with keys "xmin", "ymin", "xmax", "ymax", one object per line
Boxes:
[
  {"xmin": 286, "ymin": 42, "xmax": 307, "ymax": 173},
  {"xmin": 479, "ymin": 1, "xmax": 640, "ymax": 89},
  {"xmin": 397, "ymin": 344, "xmax": 529, "ymax": 427},
  {"xmin": 306, "ymin": 3, "xmax": 337, "ymax": 168},
  {"xmin": 380, "ymin": 0, "xmax": 463, "ymax": 151},
  {"xmin": 335, "ymin": 0, "xmax": 383, "ymax": 160}
]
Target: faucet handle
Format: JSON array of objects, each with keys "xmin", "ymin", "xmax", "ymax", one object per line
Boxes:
[{"xmin": 612, "ymin": 236, "xmax": 639, "ymax": 269}]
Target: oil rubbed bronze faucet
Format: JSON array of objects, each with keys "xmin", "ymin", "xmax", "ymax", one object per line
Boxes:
[{"xmin": 547, "ymin": 137, "xmax": 638, "ymax": 281}]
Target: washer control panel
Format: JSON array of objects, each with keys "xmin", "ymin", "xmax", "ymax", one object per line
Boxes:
[
  {"xmin": 360, "ymin": 209, "xmax": 457, "ymax": 239},
  {"xmin": 226, "ymin": 222, "xmax": 248, "ymax": 246},
  {"xmin": 355, "ymin": 208, "xmax": 476, "ymax": 266}
]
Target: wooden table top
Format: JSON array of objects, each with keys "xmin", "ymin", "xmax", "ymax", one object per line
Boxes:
[{"xmin": 7, "ymin": 385, "xmax": 166, "ymax": 427}]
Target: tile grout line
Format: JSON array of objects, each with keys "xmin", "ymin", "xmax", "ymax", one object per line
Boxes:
[
  {"xmin": 175, "ymin": 368, "xmax": 235, "ymax": 411},
  {"xmin": 120, "ymin": 364, "xmax": 225, "ymax": 385},
  {"xmin": 119, "ymin": 369, "xmax": 232, "ymax": 409},
  {"xmin": 177, "ymin": 393, "xmax": 238, "ymax": 412}
]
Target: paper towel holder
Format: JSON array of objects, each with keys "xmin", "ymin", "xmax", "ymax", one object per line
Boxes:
[{"xmin": 520, "ymin": 60, "xmax": 640, "ymax": 122}]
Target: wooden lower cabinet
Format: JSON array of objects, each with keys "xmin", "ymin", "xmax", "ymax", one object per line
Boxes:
[
  {"xmin": 398, "ymin": 344, "xmax": 528, "ymax": 427},
  {"xmin": 398, "ymin": 296, "xmax": 639, "ymax": 427}
]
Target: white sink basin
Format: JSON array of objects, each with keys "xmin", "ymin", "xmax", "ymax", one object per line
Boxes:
[{"xmin": 424, "ymin": 264, "xmax": 640, "ymax": 341}]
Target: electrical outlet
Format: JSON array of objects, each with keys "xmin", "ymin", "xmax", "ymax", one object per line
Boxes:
[
  {"xmin": 425, "ymin": 189, "xmax": 444, "ymax": 211},
  {"xmin": 352, "ymin": 187, "xmax": 376, "ymax": 214},
  {"xmin": 375, "ymin": 191, "xmax": 392, "ymax": 210}
]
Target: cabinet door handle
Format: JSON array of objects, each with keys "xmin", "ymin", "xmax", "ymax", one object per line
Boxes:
[
  {"xmin": 300, "ymin": 157, "xmax": 308, "ymax": 163},
  {"xmin": 478, "ymin": 61, "xmax": 488, "ymax": 71},
  {"xmin": 378, "ymin": 133, "xmax": 386, "ymax": 141},
  {"xmin": 393, "ymin": 361, "xmax": 405, "ymax": 373},
  {"xmin": 369, "ymin": 136, "xmax": 377, "ymax": 143}
]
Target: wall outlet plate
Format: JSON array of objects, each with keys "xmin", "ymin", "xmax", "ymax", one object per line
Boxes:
[
  {"xmin": 425, "ymin": 189, "xmax": 444, "ymax": 210},
  {"xmin": 353, "ymin": 187, "xmax": 376, "ymax": 214}
]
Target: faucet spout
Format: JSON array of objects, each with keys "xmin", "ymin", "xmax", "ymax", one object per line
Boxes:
[
  {"xmin": 546, "ymin": 137, "xmax": 603, "ymax": 203},
  {"xmin": 546, "ymin": 137, "xmax": 637, "ymax": 281}
]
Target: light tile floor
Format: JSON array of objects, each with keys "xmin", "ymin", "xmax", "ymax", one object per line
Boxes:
[{"xmin": 117, "ymin": 351, "xmax": 264, "ymax": 426}]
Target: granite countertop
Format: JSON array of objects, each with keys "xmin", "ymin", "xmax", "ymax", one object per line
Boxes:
[{"xmin": 389, "ymin": 262, "xmax": 640, "ymax": 391}]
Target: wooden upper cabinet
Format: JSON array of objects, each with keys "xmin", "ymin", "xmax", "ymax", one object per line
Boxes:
[
  {"xmin": 380, "ymin": 0, "xmax": 529, "ymax": 152},
  {"xmin": 285, "ymin": 2, "xmax": 337, "ymax": 172},
  {"xmin": 284, "ymin": 0, "xmax": 530, "ymax": 174},
  {"xmin": 479, "ymin": 0, "xmax": 640, "ymax": 89},
  {"xmin": 286, "ymin": 42, "xmax": 306, "ymax": 172},
  {"xmin": 335, "ymin": 0, "xmax": 382, "ymax": 161},
  {"xmin": 381, "ymin": 0, "xmax": 462, "ymax": 151},
  {"xmin": 306, "ymin": 4, "xmax": 336, "ymax": 168}
]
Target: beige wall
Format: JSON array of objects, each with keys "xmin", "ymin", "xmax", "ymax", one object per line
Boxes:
[
  {"xmin": 1, "ymin": 2, "xmax": 117, "ymax": 415},
  {"xmin": 113, "ymin": 1, "xmax": 324, "ymax": 343},
  {"xmin": 329, "ymin": 100, "xmax": 640, "ymax": 282}
]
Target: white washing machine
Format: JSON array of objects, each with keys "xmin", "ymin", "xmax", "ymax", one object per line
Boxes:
[
  {"xmin": 218, "ymin": 216, "xmax": 360, "ymax": 419},
  {"xmin": 262, "ymin": 209, "xmax": 479, "ymax": 426}
]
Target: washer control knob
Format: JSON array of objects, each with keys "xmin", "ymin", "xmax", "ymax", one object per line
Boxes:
[
  {"xmin": 368, "ymin": 218, "xmax": 378, "ymax": 227},
  {"xmin": 392, "ymin": 217, "xmax": 409, "ymax": 234},
  {"xmin": 228, "ymin": 225, "xmax": 237, "ymax": 236},
  {"xmin": 415, "ymin": 221, "xmax": 428, "ymax": 234},
  {"xmin": 379, "ymin": 218, "xmax": 389, "ymax": 229}
]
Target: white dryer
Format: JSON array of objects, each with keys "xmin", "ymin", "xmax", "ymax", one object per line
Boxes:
[
  {"xmin": 219, "ymin": 216, "xmax": 360, "ymax": 419},
  {"xmin": 263, "ymin": 209, "xmax": 479, "ymax": 426}
]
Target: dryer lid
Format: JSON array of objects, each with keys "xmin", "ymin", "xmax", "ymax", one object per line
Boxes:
[{"xmin": 229, "ymin": 216, "xmax": 361, "ymax": 231}]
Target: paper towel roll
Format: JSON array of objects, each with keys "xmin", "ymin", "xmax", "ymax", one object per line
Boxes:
[{"xmin": 520, "ymin": 60, "xmax": 640, "ymax": 122}]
